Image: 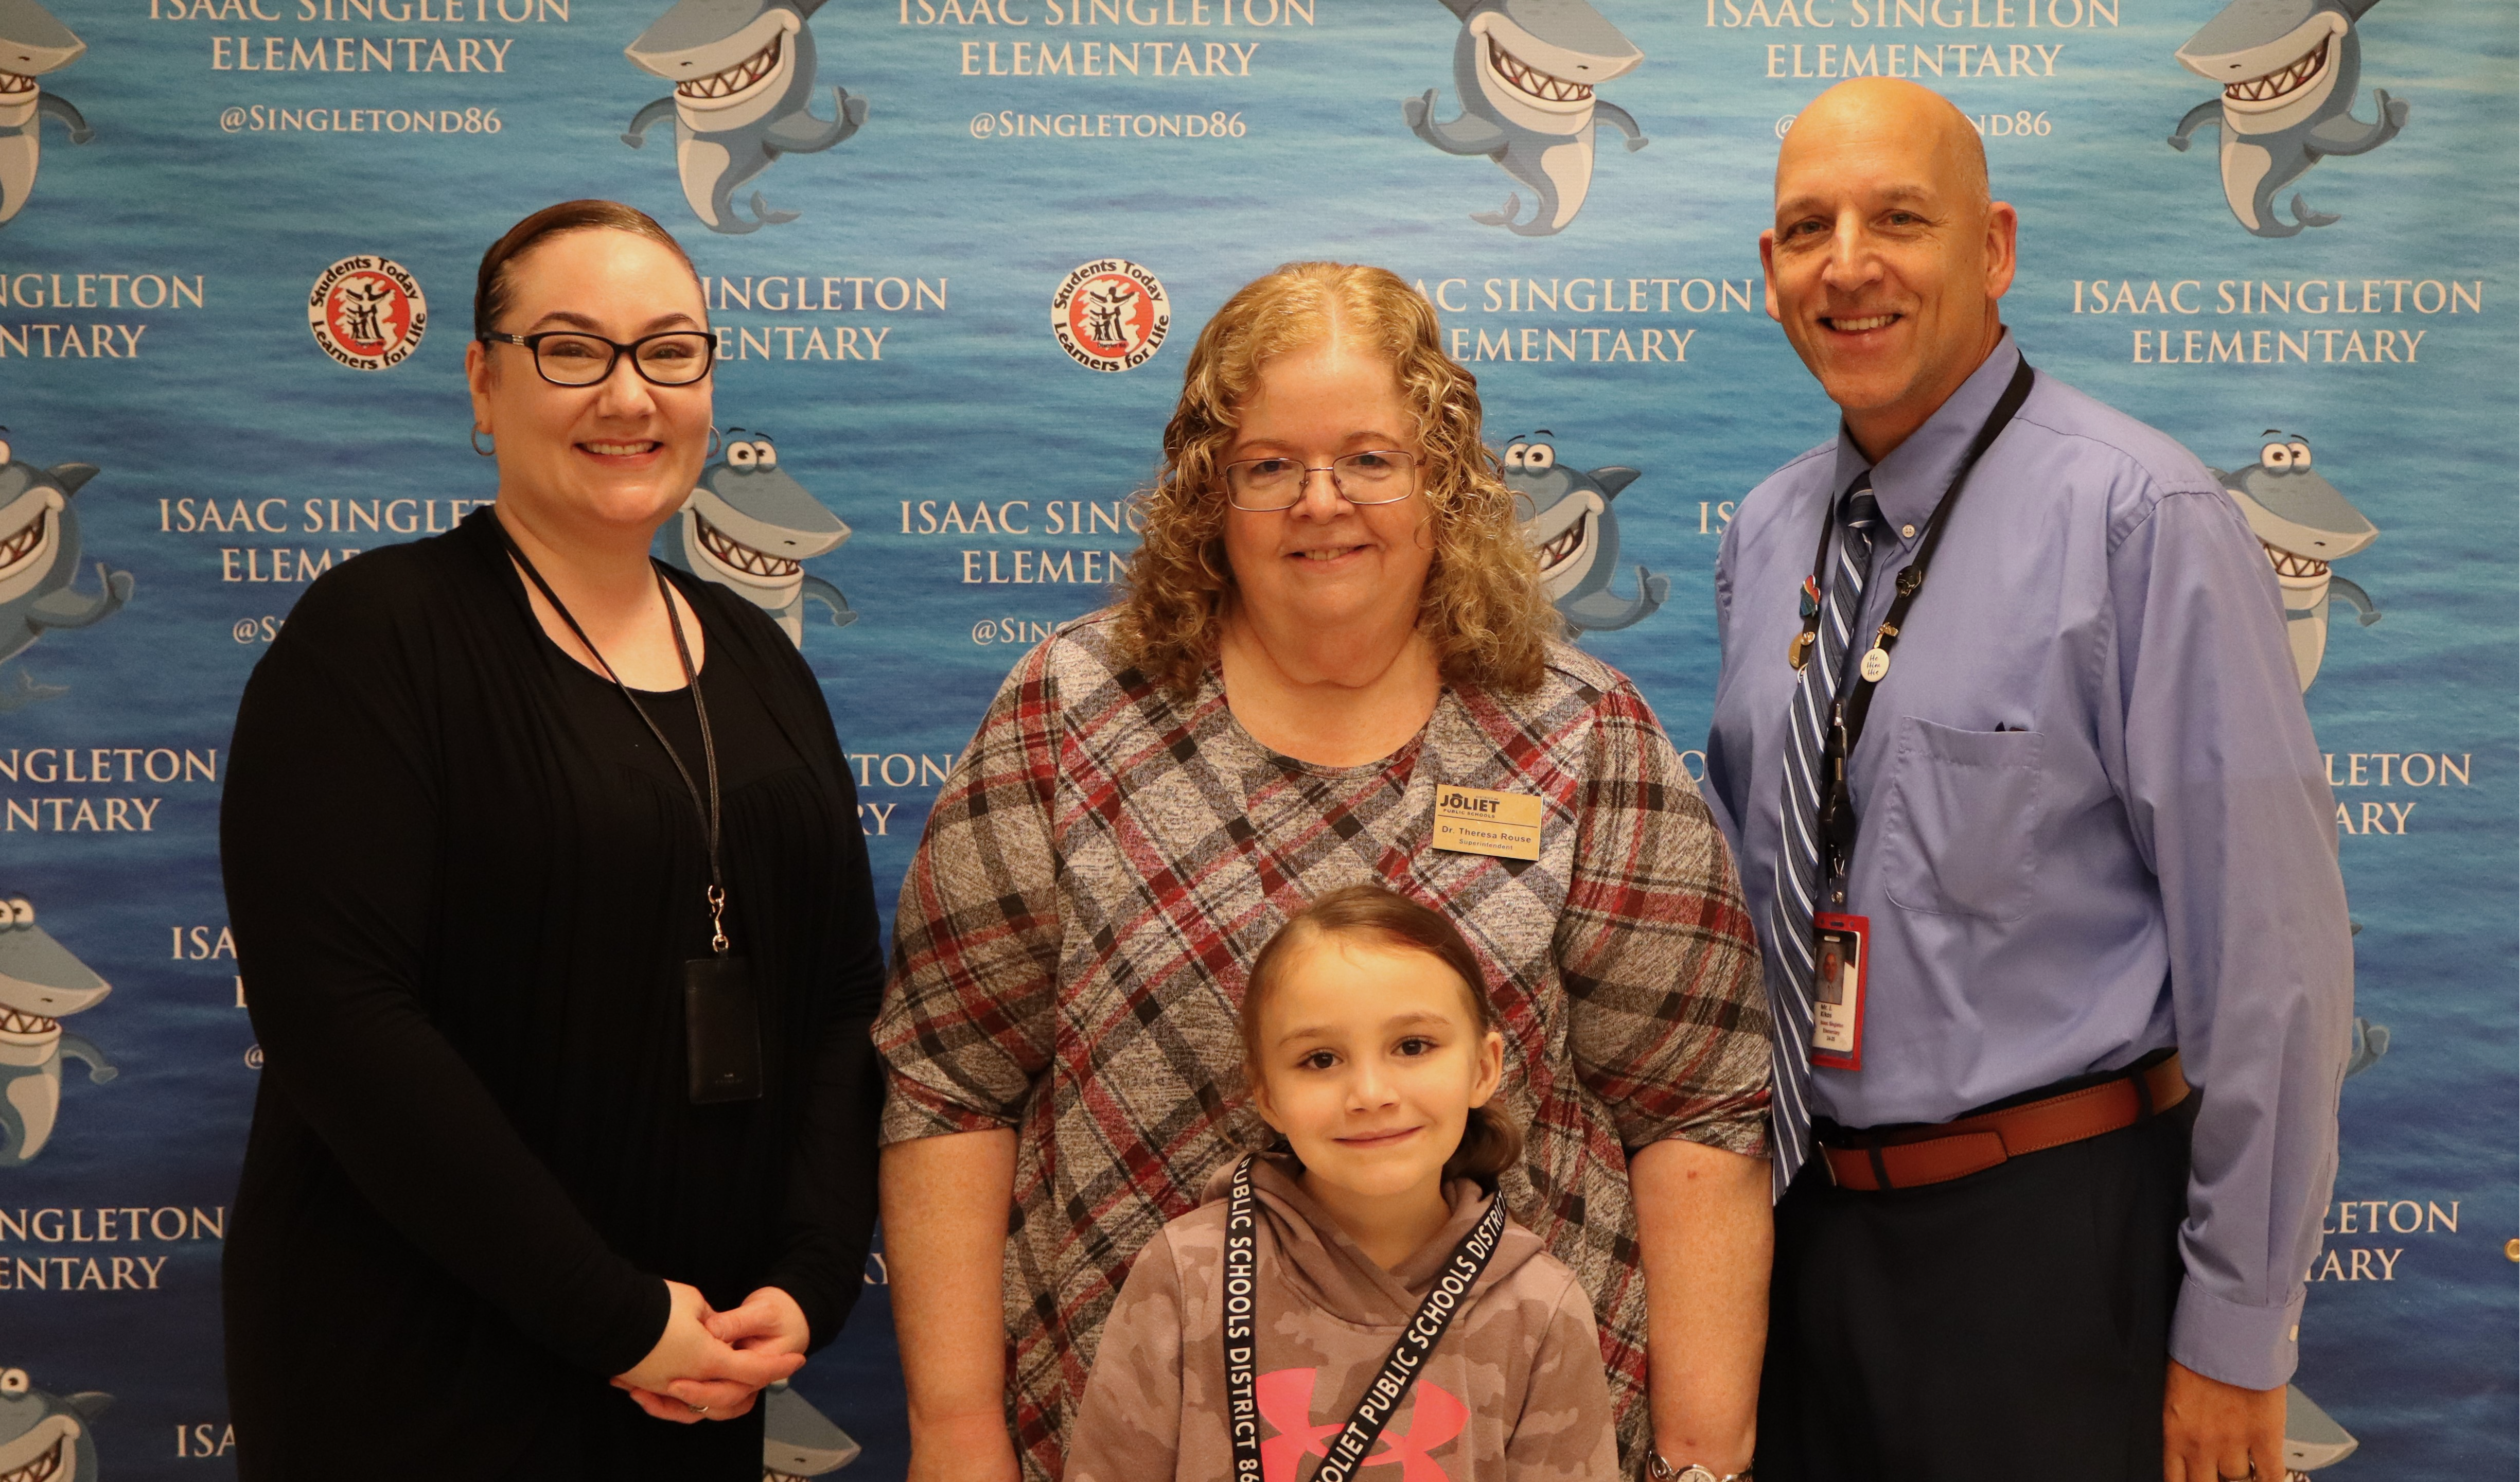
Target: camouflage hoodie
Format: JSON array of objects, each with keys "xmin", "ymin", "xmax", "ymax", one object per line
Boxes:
[{"xmin": 1066, "ymin": 1154, "xmax": 1619, "ymax": 1482}]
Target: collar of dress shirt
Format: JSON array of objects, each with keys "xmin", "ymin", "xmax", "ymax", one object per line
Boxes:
[{"xmin": 1827, "ymin": 330, "xmax": 2025, "ymax": 540}]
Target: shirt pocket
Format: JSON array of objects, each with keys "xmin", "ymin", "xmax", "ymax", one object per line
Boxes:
[{"xmin": 1877, "ymin": 717, "xmax": 2045, "ymax": 922}]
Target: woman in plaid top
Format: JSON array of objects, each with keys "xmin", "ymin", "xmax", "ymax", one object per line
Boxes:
[{"xmin": 875, "ymin": 262, "xmax": 1772, "ymax": 1482}]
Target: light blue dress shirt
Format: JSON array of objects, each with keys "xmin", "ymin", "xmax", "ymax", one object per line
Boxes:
[{"xmin": 1700, "ymin": 334, "xmax": 2352, "ymax": 1390}]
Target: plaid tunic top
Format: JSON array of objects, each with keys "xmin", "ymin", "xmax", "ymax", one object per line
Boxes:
[{"xmin": 877, "ymin": 615, "xmax": 1770, "ymax": 1479}]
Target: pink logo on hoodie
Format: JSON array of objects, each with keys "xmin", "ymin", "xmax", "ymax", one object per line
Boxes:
[{"xmin": 1256, "ymin": 1368, "xmax": 1471, "ymax": 1482}]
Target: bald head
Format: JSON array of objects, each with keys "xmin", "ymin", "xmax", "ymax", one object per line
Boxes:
[
  {"xmin": 1758, "ymin": 78, "xmax": 2017, "ymax": 460},
  {"xmin": 1782, "ymin": 79, "xmax": 1990, "ymax": 215}
]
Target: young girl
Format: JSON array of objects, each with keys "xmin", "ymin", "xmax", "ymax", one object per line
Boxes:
[{"xmin": 1066, "ymin": 884, "xmax": 1618, "ymax": 1482}]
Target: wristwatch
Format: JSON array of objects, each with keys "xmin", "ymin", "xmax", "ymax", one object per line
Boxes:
[{"xmin": 1645, "ymin": 1456, "xmax": 1751, "ymax": 1482}]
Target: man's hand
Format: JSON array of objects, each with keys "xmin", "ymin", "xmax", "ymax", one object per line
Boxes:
[
  {"xmin": 612, "ymin": 1280, "xmax": 807, "ymax": 1424},
  {"xmin": 2162, "ymin": 1359, "xmax": 2285, "ymax": 1481}
]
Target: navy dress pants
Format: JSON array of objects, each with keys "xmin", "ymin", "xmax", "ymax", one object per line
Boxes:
[{"xmin": 1757, "ymin": 1099, "xmax": 2195, "ymax": 1482}]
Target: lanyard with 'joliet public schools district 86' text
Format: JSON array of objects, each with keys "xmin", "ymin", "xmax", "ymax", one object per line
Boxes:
[{"xmin": 1221, "ymin": 1155, "xmax": 1504, "ymax": 1482}]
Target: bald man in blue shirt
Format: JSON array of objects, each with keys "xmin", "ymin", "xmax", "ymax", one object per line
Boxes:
[{"xmin": 1699, "ymin": 79, "xmax": 2351, "ymax": 1482}]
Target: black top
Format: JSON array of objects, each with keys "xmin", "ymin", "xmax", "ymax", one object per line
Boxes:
[{"xmin": 220, "ymin": 507, "xmax": 884, "ymax": 1480}]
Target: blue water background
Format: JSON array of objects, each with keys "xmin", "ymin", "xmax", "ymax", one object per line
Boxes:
[{"xmin": 0, "ymin": 0, "xmax": 2510, "ymax": 1474}]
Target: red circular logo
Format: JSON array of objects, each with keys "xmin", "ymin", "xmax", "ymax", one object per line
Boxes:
[
  {"xmin": 1050, "ymin": 259, "xmax": 1170, "ymax": 373},
  {"xmin": 308, "ymin": 255, "xmax": 427, "ymax": 371}
]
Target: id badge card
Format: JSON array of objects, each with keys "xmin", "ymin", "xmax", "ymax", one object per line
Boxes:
[
  {"xmin": 1808, "ymin": 913, "xmax": 1866, "ymax": 1070},
  {"xmin": 684, "ymin": 955, "xmax": 765, "ymax": 1104}
]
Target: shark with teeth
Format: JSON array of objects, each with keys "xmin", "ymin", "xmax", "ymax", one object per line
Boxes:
[
  {"xmin": 0, "ymin": 0, "xmax": 90, "ymax": 228},
  {"xmin": 1504, "ymin": 433, "xmax": 1665, "ymax": 634},
  {"xmin": 623, "ymin": 0, "xmax": 867, "ymax": 235},
  {"xmin": 660, "ymin": 432, "xmax": 856, "ymax": 646},
  {"xmin": 0, "ymin": 1368, "xmax": 108, "ymax": 1482},
  {"xmin": 1405, "ymin": 0, "xmax": 1647, "ymax": 237},
  {"xmin": 761, "ymin": 1380, "xmax": 860, "ymax": 1481},
  {"xmin": 2209, "ymin": 431, "xmax": 2377, "ymax": 690},
  {"xmin": 0, "ymin": 436, "xmax": 131, "ymax": 712},
  {"xmin": 0, "ymin": 897, "xmax": 115, "ymax": 1170},
  {"xmin": 2167, "ymin": 0, "xmax": 2406, "ymax": 237}
]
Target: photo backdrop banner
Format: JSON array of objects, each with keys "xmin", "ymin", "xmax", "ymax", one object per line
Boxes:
[{"xmin": 0, "ymin": 0, "xmax": 2512, "ymax": 1475}]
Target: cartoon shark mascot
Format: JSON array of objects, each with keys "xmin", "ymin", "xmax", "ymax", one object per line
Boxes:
[
  {"xmin": 1504, "ymin": 434, "xmax": 1665, "ymax": 634},
  {"xmin": 762, "ymin": 1380, "xmax": 861, "ymax": 1481},
  {"xmin": 0, "ymin": 1367, "xmax": 109, "ymax": 1482},
  {"xmin": 0, "ymin": 436, "xmax": 131, "ymax": 711},
  {"xmin": 1405, "ymin": 0, "xmax": 1646, "ymax": 237},
  {"xmin": 2210, "ymin": 431, "xmax": 2377, "ymax": 690},
  {"xmin": 661, "ymin": 433, "xmax": 856, "ymax": 646},
  {"xmin": 623, "ymin": 0, "xmax": 867, "ymax": 235},
  {"xmin": 0, "ymin": 896, "xmax": 115, "ymax": 1169},
  {"xmin": 2167, "ymin": 0, "xmax": 2406, "ymax": 237},
  {"xmin": 0, "ymin": 0, "xmax": 92, "ymax": 227}
]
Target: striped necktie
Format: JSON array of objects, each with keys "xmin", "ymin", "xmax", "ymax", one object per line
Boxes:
[{"xmin": 1766, "ymin": 476, "xmax": 1880, "ymax": 1198}]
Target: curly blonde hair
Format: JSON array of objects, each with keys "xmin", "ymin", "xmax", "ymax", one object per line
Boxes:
[{"xmin": 1114, "ymin": 261, "xmax": 1557, "ymax": 696}]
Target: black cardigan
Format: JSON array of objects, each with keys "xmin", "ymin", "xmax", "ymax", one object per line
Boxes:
[{"xmin": 220, "ymin": 507, "xmax": 883, "ymax": 1479}]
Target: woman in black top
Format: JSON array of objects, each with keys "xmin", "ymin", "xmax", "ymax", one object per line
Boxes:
[{"xmin": 220, "ymin": 200, "xmax": 884, "ymax": 1480}]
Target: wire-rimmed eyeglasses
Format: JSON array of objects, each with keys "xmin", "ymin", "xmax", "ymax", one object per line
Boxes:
[
  {"xmin": 478, "ymin": 329, "xmax": 716, "ymax": 387},
  {"xmin": 1222, "ymin": 451, "xmax": 1420, "ymax": 511}
]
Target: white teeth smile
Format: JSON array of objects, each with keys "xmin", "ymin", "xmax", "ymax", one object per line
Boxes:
[
  {"xmin": 0, "ymin": 1436, "xmax": 65, "ymax": 1482},
  {"xmin": 583, "ymin": 442, "xmax": 657, "ymax": 456},
  {"xmin": 0, "ymin": 71, "xmax": 34, "ymax": 97},
  {"xmin": 1487, "ymin": 34, "xmax": 1594, "ymax": 104},
  {"xmin": 2264, "ymin": 542, "xmax": 2331, "ymax": 579},
  {"xmin": 1296, "ymin": 548, "xmax": 1360, "ymax": 561},
  {"xmin": 1533, "ymin": 512, "xmax": 1587, "ymax": 574},
  {"xmin": 679, "ymin": 34, "xmax": 782, "ymax": 100},
  {"xmin": 0, "ymin": 1008, "xmax": 63, "ymax": 1034},
  {"xmin": 698, "ymin": 514, "xmax": 802, "ymax": 579},
  {"xmin": 2226, "ymin": 38, "xmax": 2327, "ymax": 103},
  {"xmin": 0, "ymin": 508, "xmax": 46, "ymax": 576},
  {"xmin": 1830, "ymin": 314, "xmax": 1898, "ymax": 332}
]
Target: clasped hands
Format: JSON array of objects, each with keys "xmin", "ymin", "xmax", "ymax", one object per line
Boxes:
[{"xmin": 612, "ymin": 1279, "xmax": 809, "ymax": 1424}]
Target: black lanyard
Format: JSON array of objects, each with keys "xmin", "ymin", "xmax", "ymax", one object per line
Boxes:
[
  {"xmin": 1223, "ymin": 1154, "xmax": 1506, "ymax": 1482},
  {"xmin": 1793, "ymin": 356, "xmax": 2036, "ymax": 905},
  {"xmin": 498, "ymin": 524, "xmax": 730, "ymax": 955}
]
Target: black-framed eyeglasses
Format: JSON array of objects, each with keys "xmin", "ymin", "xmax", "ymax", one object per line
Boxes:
[
  {"xmin": 1222, "ymin": 450, "xmax": 1419, "ymax": 511},
  {"xmin": 478, "ymin": 329, "xmax": 716, "ymax": 387}
]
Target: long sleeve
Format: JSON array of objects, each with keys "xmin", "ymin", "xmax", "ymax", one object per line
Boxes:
[
  {"xmin": 2113, "ymin": 489, "xmax": 2352, "ymax": 1389},
  {"xmin": 763, "ymin": 620, "xmax": 889, "ymax": 1349},
  {"xmin": 1555, "ymin": 680, "xmax": 1771, "ymax": 1156},
  {"xmin": 221, "ymin": 575, "xmax": 667, "ymax": 1378},
  {"xmin": 1504, "ymin": 1272, "xmax": 1622, "ymax": 1481},
  {"xmin": 1063, "ymin": 1232, "xmax": 1187, "ymax": 1482},
  {"xmin": 875, "ymin": 637, "xmax": 1068, "ymax": 1140}
]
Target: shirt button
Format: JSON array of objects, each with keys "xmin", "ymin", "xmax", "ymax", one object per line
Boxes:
[{"xmin": 1900, "ymin": 523, "xmax": 1917, "ymax": 539}]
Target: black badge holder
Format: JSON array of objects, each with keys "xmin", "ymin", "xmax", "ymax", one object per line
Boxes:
[{"xmin": 499, "ymin": 524, "xmax": 764, "ymax": 1104}]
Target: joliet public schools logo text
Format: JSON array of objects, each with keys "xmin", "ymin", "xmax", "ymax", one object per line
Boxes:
[
  {"xmin": 307, "ymin": 255, "xmax": 426, "ymax": 372},
  {"xmin": 1051, "ymin": 259, "xmax": 1168, "ymax": 373}
]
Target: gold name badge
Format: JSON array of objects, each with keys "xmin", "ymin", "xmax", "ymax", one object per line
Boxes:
[{"xmin": 1432, "ymin": 785, "xmax": 1544, "ymax": 861}]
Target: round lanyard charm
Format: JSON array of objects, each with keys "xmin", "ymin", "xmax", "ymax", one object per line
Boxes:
[
  {"xmin": 1789, "ymin": 630, "xmax": 1816, "ymax": 670},
  {"xmin": 1859, "ymin": 646, "xmax": 1892, "ymax": 683}
]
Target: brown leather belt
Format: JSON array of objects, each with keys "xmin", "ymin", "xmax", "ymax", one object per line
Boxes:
[{"xmin": 1819, "ymin": 1053, "xmax": 2189, "ymax": 1192}]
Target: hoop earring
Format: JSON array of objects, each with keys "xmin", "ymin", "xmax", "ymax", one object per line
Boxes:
[
  {"xmin": 470, "ymin": 427, "xmax": 494, "ymax": 457},
  {"xmin": 707, "ymin": 425, "xmax": 722, "ymax": 459}
]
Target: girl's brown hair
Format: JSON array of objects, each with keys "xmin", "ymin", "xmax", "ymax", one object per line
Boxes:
[
  {"xmin": 1240, "ymin": 883, "xmax": 1523, "ymax": 1187},
  {"xmin": 473, "ymin": 198, "xmax": 699, "ymax": 342},
  {"xmin": 1113, "ymin": 261, "xmax": 1559, "ymax": 697}
]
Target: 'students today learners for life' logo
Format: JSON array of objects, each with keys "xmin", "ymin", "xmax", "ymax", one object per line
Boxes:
[
  {"xmin": 1050, "ymin": 259, "xmax": 1169, "ymax": 373},
  {"xmin": 306, "ymin": 255, "xmax": 425, "ymax": 371}
]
